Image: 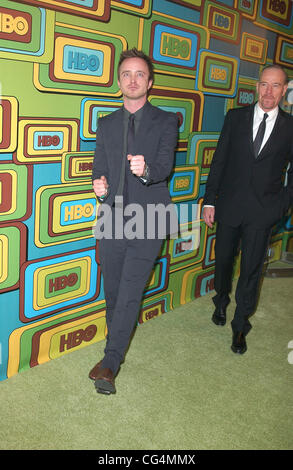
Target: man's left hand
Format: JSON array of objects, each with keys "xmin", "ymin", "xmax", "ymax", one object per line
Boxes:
[{"xmin": 127, "ymin": 154, "xmax": 146, "ymax": 177}]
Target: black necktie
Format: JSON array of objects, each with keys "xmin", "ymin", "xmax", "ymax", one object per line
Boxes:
[
  {"xmin": 127, "ymin": 114, "xmax": 135, "ymax": 155},
  {"xmin": 116, "ymin": 114, "xmax": 135, "ymax": 202},
  {"xmin": 253, "ymin": 112, "xmax": 268, "ymax": 157},
  {"xmin": 120, "ymin": 114, "xmax": 135, "ymax": 206}
]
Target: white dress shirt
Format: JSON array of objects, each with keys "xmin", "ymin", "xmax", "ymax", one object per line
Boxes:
[
  {"xmin": 253, "ymin": 102, "xmax": 279, "ymax": 153},
  {"xmin": 204, "ymin": 102, "xmax": 279, "ymax": 208}
]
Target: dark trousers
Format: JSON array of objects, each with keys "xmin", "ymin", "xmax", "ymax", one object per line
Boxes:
[
  {"xmin": 98, "ymin": 236, "xmax": 163, "ymax": 375},
  {"xmin": 213, "ymin": 222, "xmax": 271, "ymax": 335}
]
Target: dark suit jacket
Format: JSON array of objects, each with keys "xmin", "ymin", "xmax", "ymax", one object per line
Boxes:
[
  {"xmin": 203, "ymin": 104, "xmax": 293, "ymax": 229},
  {"xmin": 92, "ymin": 101, "xmax": 178, "ymax": 236}
]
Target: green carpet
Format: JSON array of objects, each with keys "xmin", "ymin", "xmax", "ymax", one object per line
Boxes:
[{"xmin": 0, "ymin": 276, "xmax": 292, "ymax": 450}]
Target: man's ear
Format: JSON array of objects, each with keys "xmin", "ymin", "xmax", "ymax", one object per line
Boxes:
[{"xmin": 282, "ymin": 83, "xmax": 288, "ymax": 97}]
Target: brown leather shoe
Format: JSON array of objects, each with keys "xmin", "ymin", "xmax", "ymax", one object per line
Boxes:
[
  {"xmin": 88, "ymin": 360, "xmax": 103, "ymax": 381},
  {"xmin": 94, "ymin": 367, "xmax": 116, "ymax": 395}
]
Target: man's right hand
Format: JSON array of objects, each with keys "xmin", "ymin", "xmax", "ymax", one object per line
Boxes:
[
  {"xmin": 93, "ymin": 176, "xmax": 109, "ymax": 198},
  {"xmin": 203, "ymin": 206, "xmax": 215, "ymax": 228}
]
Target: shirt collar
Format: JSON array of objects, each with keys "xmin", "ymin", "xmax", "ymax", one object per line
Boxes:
[
  {"xmin": 123, "ymin": 101, "xmax": 147, "ymax": 122},
  {"xmin": 255, "ymin": 102, "xmax": 279, "ymax": 121}
]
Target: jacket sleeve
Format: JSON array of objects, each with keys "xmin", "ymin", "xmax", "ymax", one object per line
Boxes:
[
  {"xmin": 146, "ymin": 112, "xmax": 178, "ymax": 185},
  {"xmin": 203, "ymin": 110, "xmax": 233, "ymax": 206},
  {"xmin": 92, "ymin": 118, "xmax": 109, "ymax": 183},
  {"xmin": 283, "ymin": 138, "xmax": 293, "ymax": 212}
]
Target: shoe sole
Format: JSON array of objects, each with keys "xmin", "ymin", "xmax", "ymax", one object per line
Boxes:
[
  {"xmin": 95, "ymin": 378, "xmax": 116, "ymax": 395},
  {"xmin": 97, "ymin": 388, "xmax": 112, "ymax": 395}
]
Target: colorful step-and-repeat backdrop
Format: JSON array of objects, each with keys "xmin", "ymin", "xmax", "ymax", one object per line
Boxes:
[{"xmin": 0, "ymin": 0, "xmax": 292, "ymax": 381}]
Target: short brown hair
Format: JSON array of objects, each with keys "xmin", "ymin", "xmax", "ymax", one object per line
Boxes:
[{"xmin": 118, "ymin": 48, "xmax": 154, "ymax": 82}]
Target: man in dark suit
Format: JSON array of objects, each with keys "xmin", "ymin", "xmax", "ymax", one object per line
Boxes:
[
  {"xmin": 203, "ymin": 65, "xmax": 293, "ymax": 355},
  {"xmin": 89, "ymin": 49, "xmax": 178, "ymax": 394}
]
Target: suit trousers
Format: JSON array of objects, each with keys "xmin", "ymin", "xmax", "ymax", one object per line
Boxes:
[
  {"xmin": 98, "ymin": 234, "xmax": 163, "ymax": 375},
  {"xmin": 213, "ymin": 222, "xmax": 271, "ymax": 335}
]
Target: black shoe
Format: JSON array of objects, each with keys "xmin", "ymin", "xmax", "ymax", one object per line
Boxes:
[
  {"xmin": 231, "ymin": 331, "xmax": 247, "ymax": 354},
  {"xmin": 212, "ymin": 307, "xmax": 226, "ymax": 326}
]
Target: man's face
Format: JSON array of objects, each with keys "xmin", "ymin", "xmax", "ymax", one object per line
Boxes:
[
  {"xmin": 118, "ymin": 57, "xmax": 152, "ymax": 102},
  {"xmin": 256, "ymin": 68, "xmax": 288, "ymax": 112}
]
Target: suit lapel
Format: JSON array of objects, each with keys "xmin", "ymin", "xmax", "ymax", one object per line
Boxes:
[
  {"xmin": 245, "ymin": 105, "xmax": 255, "ymax": 157},
  {"xmin": 135, "ymin": 101, "xmax": 156, "ymax": 154},
  {"xmin": 108, "ymin": 108, "xmax": 125, "ymax": 190},
  {"xmin": 257, "ymin": 107, "xmax": 286, "ymax": 160},
  {"xmin": 111, "ymin": 107, "xmax": 124, "ymax": 153}
]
